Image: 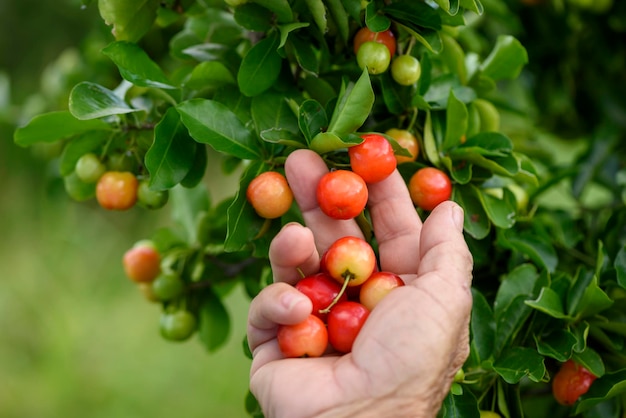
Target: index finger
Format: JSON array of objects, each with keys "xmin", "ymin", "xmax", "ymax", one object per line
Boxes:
[{"xmin": 285, "ymin": 149, "xmax": 364, "ymax": 253}]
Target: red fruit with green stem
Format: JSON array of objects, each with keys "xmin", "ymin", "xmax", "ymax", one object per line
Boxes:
[
  {"xmin": 386, "ymin": 128, "xmax": 419, "ymax": 164},
  {"xmin": 408, "ymin": 167, "xmax": 453, "ymax": 211},
  {"xmin": 277, "ymin": 314, "xmax": 329, "ymax": 358},
  {"xmin": 295, "ymin": 272, "xmax": 348, "ymax": 321},
  {"xmin": 316, "ymin": 170, "xmax": 368, "ymax": 220},
  {"xmin": 349, "ymin": 133, "xmax": 397, "ymax": 183},
  {"xmin": 552, "ymin": 359, "xmax": 597, "ymax": 406},
  {"xmin": 322, "ymin": 236, "xmax": 377, "ymax": 289},
  {"xmin": 327, "ymin": 301, "xmax": 370, "ymax": 353}
]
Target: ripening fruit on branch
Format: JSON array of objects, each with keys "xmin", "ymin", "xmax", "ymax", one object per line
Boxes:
[
  {"xmin": 386, "ymin": 128, "xmax": 419, "ymax": 164},
  {"xmin": 353, "ymin": 27, "xmax": 396, "ymax": 57},
  {"xmin": 137, "ymin": 180, "xmax": 169, "ymax": 210},
  {"xmin": 96, "ymin": 171, "xmax": 139, "ymax": 210},
  {"xmin": 408, "ymin": 167, "xmax": 453, "ymax": 211},
  {"xmin": 356, "ymin": 41, "xmax": 391, "ymax": 75},
  {"xmin": 75, "ymin": 152, "xmax": 106, "ymax": 183},
  {"xmin": 391, "ymin": 55, "xmax": 422, "ymax": 86},
  {"xmin": 123, "ymin": 240, "xmax": 161, "ymax": 283},
  {"xmin": 246, "ymin": 171, "xmax": 294, "ymax": 219},
  {"xmin": 316, "ymin": 170, "xmax": 368, "ymax": 220},
  {"xmin": 552, "ymin": 359, "xmax": 597, "ymax": 406},
  {"xmin": 277, "ymin": 314, "xmax": 328, "ymax": 358},
  {"xmin": 160, "ymin": 310, "xmax": 197, "ymax": 342},
  {"xmin": 349, "ymin": 133, "xmax": 397, "ymax": 183}
]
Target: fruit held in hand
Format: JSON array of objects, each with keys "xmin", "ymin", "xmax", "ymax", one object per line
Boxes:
[
  {"xmin": 349, "ymin": 133, "xmax": 397, "ymax": 183},
  {"xmin": 246, "ymin": 171, "xmax": 294, "ymax": 219},
  {"xmin": 359, "ymin": 271, "xmax": 404, "ymax": 310},
  {"xmin": 552, "ymin": 359, "xmax": 597, "ymax": 406},
  {"xmin": 408, "ymin": 167, "xmax": 452, "ymax": 211},
  {"xmin": 123, "ymin": 240, "xmax": 161, "ymax": 283},
  {"xmin": 277, "ymin": 314, "xmax": 328, "ymax": 358},
  {"xmin": 295, "ymin": 272, "xmax": 348, "ymax": 321},
  {"xmin": 322, "ymin": 236, "xmax": 377, "ymax": 287},
  {"xmin": 316, "ymin": 170, "xmax": 368, "ymax": 220},
  {"xmin": 96, "ymin": 171, "xmax": 138, "ymax": 210},
  {"xmin": 327, "ymin": 301, "xmax": 370, "ymax": 353}
]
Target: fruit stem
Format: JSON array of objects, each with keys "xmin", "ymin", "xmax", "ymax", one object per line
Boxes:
[{"xmin": 319, "ymin": 273, "xmax": 352, "ymax": 314}]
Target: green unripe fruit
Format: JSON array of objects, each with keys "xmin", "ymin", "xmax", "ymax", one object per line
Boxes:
[
  {"xmin": 75, "ymin": 153, "xmax": 106, "ymax": 183},
  {"xmin": 160, "ymin": 310, "xmax": 197, "ymax": 341},
  {"xmin": 151, "ymin": 273, "xmax": 185, "ymax": 301},
  {"xmin": 137, "ymin": 180, "xmax": 169, "ymax": 210},
  {"xmin": 357, "ymin": 41, "xmax": 391, "ymax": 75},
  {"xmin": 64, "ymin": 172, "xmax": 96, "ymax": 201},
  {"xmin": 391, "ymin": 55, "xmax": 422, "ymax": 86}
]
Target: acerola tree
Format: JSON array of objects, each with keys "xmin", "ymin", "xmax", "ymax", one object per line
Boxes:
[{"xmin": 12, "ymin": 0, "xmax": 626, "ymax": 417}]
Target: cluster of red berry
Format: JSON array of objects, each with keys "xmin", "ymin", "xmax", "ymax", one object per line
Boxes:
[{"xmin": 278, "ymin": 235, "xmax": 405, "ymax": 357}]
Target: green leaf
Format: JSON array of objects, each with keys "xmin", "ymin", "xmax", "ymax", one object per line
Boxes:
[
  {"xmin": 422, "ymin": 111, "xmax": 441, "ymax": 167},
  {"xmin": 253, "ymin": 0, "xmax": 293, "ymax": 23},
  {"xmin": 98, "ymin": 0, "xmax": 159, "ymax": 42},
  {"xmin": 325, "ymin": 0, "xmax": 349, "ymax": 43},
  {"xmin": 535, "ymin": 329, "xmax": 577, "ymax": 362},
  {"xmin": 365, "ymin": 1, "xmax": 391, "ymax": 31},
  {"xmin": 102, "ymin": 41, "xmax": 175, "ymax": 89},
  {"xmin": 572, "ymin": 347, "xmax": 605, "ymax": 378},
  {"xmin": 289, "ymin": 34, "xmax": 320, "ymax": 75},
  {"xmin": 443, "ymin": 89, "xmax": 468, "ymax": 150},
  {"xmin": 238, "ymin": 31, "xmax": 282, "ymax": 97},
  {"xmin": 459, "ymin": 0, "xmax": 483, "ymax": 14},
  {"xmin": 498, "ymin": 229, "xmax": 558, "ymax": 273},
  {"xmin": 615, "ymin": 245, "xmax": 626, "ymax": 288},
  {"xmin": 14, "ymin": 111, "xmax": 111, "ymax": 147},
  {"xmin": 327, "ymin": 68, "xmax": 374, "ymax": 137},
  {"xmin": 170, "ymin": 184, "xmax": 210, "ymax": 244},
  {"xmin": 69, "ymin": 82, "xmax": 139, "ymax": 120},
  {"xmin": 476, "ymin": 186, "xmax": 516, "ymax": 229},
  {"xmin": 452, "ymin": 185, "xmax": 490, "ymax": 240},
  {"xmin": 494, "ymin": 264, "xmax": 540, "ymax": 319},
  {"xmin": 493, "ymin": 347, "xmax": 546, "ymax": 384},
  {"xmin": 145, "ymin": 107, "xmax": 196, "ymax": 190},
  {"xmin": 303, "ymin": 0, "xmax": 327, "ymax": 34},
  {"xmin": 180, "ymin": 144, "xmax": 207, "ymax": 189},
  {"xmin": 299, "ymin": 99, "xmax": 328, "ymax": 144},
  {"xmin": 234, "ymin": 3, "xmax": 273, "ymax": 32},
  {"xmin": 251, "ymin": 90, "xmax": 300, "ymax": 140},
  {"xmin": 184, "ymin": 61, "xmax": 235, "ymax": 91},
  {"xmin": 225, "ymin": 161, "xmax": 270, "ymax": 252},
  {"xmin": 440, "ymin": 32, "xmax": 467, "ymax": 85},
  {"xmin": 197, "ymin": 288, "xmax": 231, "ymax": 352},
  {"xmin": 380, "ymin": 71, "xmax": 408, "ymax": 115},
  {"xmin": 177, "ymin": 98, "xmax": 261, "ymax": 160},
  {"xmin": 479, "ymin": 35, "xmax": 528, "ymax": 81},
  {"xmin": 440, "ymin": 390, "xmax": 480, "ymax": 418},
  {"xmin": 495, "ymin": 295, "xmax": 533, "ymax": 355},
  {"xmin": 525, "ymin": 287, "xmax": 570, "ymax": 319},
  {"xmin": 260, "ymin": 128, "xmax": 307, "ymax": 148},
  {"xmin": 574, "ymin": 370, "xmax": 626, "ymax": 414},
  {"xmin": 310, "ymin": 131, "xmax": 362, "ymax": 154},
  {"xmin": 573, "ymin": 275, "xmax": 614, "ymax": 319},
  {"xmin": 470, "ymin": 288, "xmax": 495, "ymax": 365},
  {"xmin": 383, "ymin": 2, "xmax": 442, "ymax": 31}
]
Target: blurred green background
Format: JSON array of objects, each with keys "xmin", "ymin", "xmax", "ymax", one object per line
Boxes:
[{"xmin": 0, "ymin": 1, "xmax": 251, "ymax": 417}]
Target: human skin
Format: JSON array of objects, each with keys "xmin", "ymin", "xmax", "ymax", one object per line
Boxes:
[{"xmin": 247, "ymin": 149, "xmax": 474, "ymax": 418}]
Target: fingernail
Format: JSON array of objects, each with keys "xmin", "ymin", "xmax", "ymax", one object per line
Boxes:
[
  {"xmin": 452, "ymin": 205, "xmax": 465, "ymax": 231},
  {"xmin": 281, "ymin": 291, "xmax": 304, "ymax": 311}
]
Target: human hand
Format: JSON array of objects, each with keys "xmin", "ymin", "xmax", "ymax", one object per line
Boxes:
[{"xmin": 247, "ymin": 149, "xmax": 473, "ymax": 418}]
